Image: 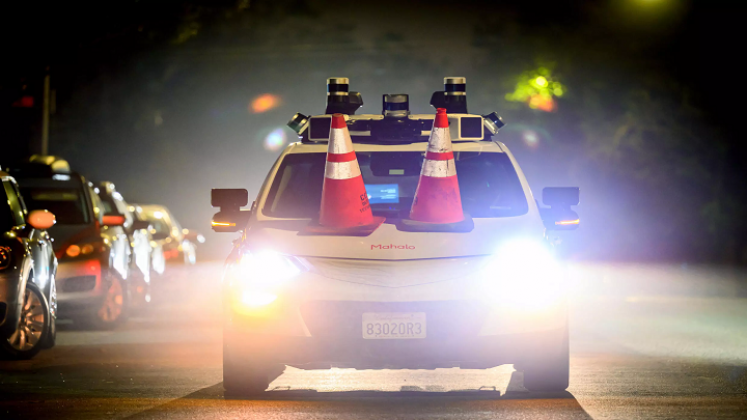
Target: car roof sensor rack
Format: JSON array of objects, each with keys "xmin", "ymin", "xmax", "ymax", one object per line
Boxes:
[
  {"xmin": 301, "ymin": 113, "xmax": 491, "ymax": 144},
  {"xmin": 296, "ymin": 77, "xmax": 505, "ymax": 144}
]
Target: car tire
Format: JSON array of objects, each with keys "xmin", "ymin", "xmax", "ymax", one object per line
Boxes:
[
  {"xmin": 1, "ymin": 282, "xmax": 51, "ymax": 360},
  {"xmin": 222, "ymin": 339, "xmax": 283, "ymax": 397},
  {"xmin": 78, "ymin": 272, "xmax": 130, "ymax": 330},
  {"xmin": 40, "ymin": 313, "xmax": 56, "ymax": 349},
  {"xmin": 522, "ymin": 324, "xmax": 570, "ymax": 392}
]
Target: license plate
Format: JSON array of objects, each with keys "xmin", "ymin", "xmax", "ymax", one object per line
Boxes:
[{"xmin": 362, "ymin": 312, "xmax": 426, "ymax": 339}]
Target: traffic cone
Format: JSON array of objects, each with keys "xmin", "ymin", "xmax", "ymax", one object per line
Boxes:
[
  {"xmin": 304, "ymin": 114, "xmax": 384, "ymax": 235},
  {"xmin": 409, "ymin": 108, "xmax": 465, "ymax": 224}
]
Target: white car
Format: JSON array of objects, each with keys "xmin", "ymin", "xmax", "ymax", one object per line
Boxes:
[{"xmin": 213, "ymin": 79, "xmax": 579, "ymax": 395}]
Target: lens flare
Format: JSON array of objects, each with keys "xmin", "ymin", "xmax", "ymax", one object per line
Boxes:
[
  {"xmin": 264, "ymin": 128, "xmax": 287, "ymax": 151},
  {"xmin": 522, "ymin": 130, "xmax": 540, "ymax": 149},
  {"xmin": 250, "ymin": 94, "xmax": 281, "ymax": 113}
]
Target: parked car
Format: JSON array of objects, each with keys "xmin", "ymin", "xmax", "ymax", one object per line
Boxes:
[
  {"xmin": 128, "ymin": 204, "xmax": 166, "ymax": 278},
  {"xmin": 11, "ymin": 156, "xmax": 132, "ymax": 328},
  {"xmin": 133, "ymin": 204, "xmax": 202, "ymax": 266},
  {"xmin": 97, "ymin": 182, "xmax": 153, "ymax": 305},
  {"xmin": 0, "ymin": 170, "xmax": 57, "ymax": 359}
]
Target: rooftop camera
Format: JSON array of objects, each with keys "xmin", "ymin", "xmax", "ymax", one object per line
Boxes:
[
  {"xmin": 430, "ymin": 77, "xmax": 468, "ymax": 114},
  {"xmin": 325, "ymin": 77, "xmax": 363, "ymax": 115},
  {"xmin": 382, "ymin": 94, "xmax": 410, "ymax": 118}
]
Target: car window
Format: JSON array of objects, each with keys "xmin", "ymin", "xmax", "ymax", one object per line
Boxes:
[
  {"xmin": 2, "ymin": 180, "xmax": 27, "ymax": 229},
  {"xmin": 99, "ymin": 192, "xmax": 134, "ymax": 227},
  {"xmin": 263, "ymin": 151, "xmax": 529, "ymax": 219},
  {"xmin": 21, "ymin": 188, "xmax": 90, "ymax": 225},
  {"xmin": 17, "ymin": 177, "xmax": 92, "ymax": 225},
  {"xmin": 142, "ymin": 209, "xmax": 171, "ymax": 239}
]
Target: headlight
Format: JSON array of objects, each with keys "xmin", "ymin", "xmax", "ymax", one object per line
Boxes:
[
  {"xmin": 234, "ymin": 250, "xmax": 302, "ymax": 285},
  {"xmin": 482, "ymin": 238, "xmax": 564, "ymax": 310},
  {"xmin": 229, "ymin": 250, "xmax": 303, "ymax": 309}
]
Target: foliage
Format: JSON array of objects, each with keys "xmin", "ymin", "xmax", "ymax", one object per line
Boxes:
[{"xmin": 505, "ymin": 66, "xmax": 566, "ymax": 112}]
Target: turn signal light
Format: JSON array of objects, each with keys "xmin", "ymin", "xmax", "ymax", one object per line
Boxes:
[
  {"xmin": 66, "ymin": 245, "xmax": 81, "ymax": 258},
  {"xmin": 555, "ymin": 219, "xmax": 580, "ymax": 226}
]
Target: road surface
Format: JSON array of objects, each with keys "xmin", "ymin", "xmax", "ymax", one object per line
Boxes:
[{"xmin": 1, "ymin": 262, "xmax": 746, "ymax": 419}]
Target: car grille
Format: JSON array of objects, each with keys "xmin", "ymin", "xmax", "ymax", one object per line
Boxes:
[
  {"xmin": 299, "ymin": 300, "xmax": 489, "ymax": 339},
  {"xmin": 61, "ymin": 276, "xmax": 97, "ymax": 293}
]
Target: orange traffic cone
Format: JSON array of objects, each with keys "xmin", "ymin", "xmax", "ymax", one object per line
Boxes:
[
  {"xmin": 409, "ymin": 108, "xmax": 465, "ymax": 224},
  {"xmin": 304, "ymin": 114, "xmax": 384, "ymax": 236}
]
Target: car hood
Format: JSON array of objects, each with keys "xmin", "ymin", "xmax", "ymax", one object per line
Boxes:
[{"xmin": 246, "ymin": 215, "xmax": 543, "ymax": 261}]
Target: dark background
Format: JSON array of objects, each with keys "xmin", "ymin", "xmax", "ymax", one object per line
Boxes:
[{"xmin": 1, "ymin": 0, "xmax": 745, "ymax": 263}]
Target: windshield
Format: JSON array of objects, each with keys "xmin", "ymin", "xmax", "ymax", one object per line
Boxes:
[
  {"xmin": 140, "ymin": 210, "xmax": 172, "ymax": 239},
  {"xmin": 263, "ymin": 151, "xmax": 528, "ymax": 219},
  {"xmin": 20, "ymin": 187, "xmax": 90, "ymax": 224}
]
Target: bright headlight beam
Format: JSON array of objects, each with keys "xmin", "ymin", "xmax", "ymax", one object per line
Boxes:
[
  {"xmin": 231, "ymin": 249, "xmax": 302, "ymax": 292},
  {"xmin": 482, "ymin": 239, "xmax": 563, "ymax": 310},
  {"xmin": 240, "ymin": 290, "xmax": 277, "ymax": 307}
]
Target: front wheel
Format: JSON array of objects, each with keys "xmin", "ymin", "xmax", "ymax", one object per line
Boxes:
[
  {"xmin": 77, "ymin": 272, "xmax": 129, "ymax": 330},
  {"xmin": 522, "ymin": 325, "xmax": 570, "ymax": 392},
  {"xmin": 222, "ymin": 336, "xmax": 284, "ymax": 397},
  {"xmin": 1, "ymin": 282, "xmax": 51, "ymax": 360}
]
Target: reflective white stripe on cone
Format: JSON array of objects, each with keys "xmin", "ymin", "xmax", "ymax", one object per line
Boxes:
[
  {"xmin": 410, "ymin": 107, "xmax": 464, "ymax": 224},
  {"xmin": 319, "ymin": 113, "xmax": 375, "ymax": 228}
]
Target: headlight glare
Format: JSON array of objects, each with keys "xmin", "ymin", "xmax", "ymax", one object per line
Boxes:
[
  {"xmin": 235, "ymin": 250, "xmax": 301, "ymax": 286},
  {"xmin": 482, "ymin": 239, "xmax": 563, "ymax": 310}
]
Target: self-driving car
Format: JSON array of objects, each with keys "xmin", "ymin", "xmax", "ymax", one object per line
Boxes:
[
  {"xmin": 11, "ymin": 156, "xmax": 132, "ymax": 328},
  {"xmin": 97, "ymin": 182, "xmax": 153, "ymax": 305},
  {"xmin": 134, "ymin": 204, "xmax": 200, "ymax": 266},
  {"xmin": 0, "ymin": 171, "xmax": 57, "ymax": 359},
  {"xmin": 212, "ymin": 78, "xmax": 580, "ymax": 395}
]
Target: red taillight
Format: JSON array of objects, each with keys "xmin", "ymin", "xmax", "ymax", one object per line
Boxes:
[{"xmin": 12, "ymin": 96, "xmax": 34, "ymax": 108}]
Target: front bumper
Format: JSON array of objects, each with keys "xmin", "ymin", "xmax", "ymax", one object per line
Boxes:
[
  {"xmin": 55, "ymin": 259, "xmax": 106, "ymax": 316},
  {"xmin": 226, "ymin": 308, "xmax": 567, "ymax": 369},
  {"xmin": 224, "ymin": 268, "xmax": 568, "ymax": 369}
]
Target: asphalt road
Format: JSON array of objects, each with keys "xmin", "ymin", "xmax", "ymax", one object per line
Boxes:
[{"xmin": 1, "ymin": 262, "xmax": 746, "ymax": 419}]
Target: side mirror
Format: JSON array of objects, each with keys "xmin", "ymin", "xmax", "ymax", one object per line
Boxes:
[
  {"xmin": 102, "ymin": 214, "xmax": 125, "ymax": 227},
  {"xmin": 542, "ymin": 187, "xmax": 580, "ymax": 231},
  {"xmin": 28, "ymin": 210, "xmax": 56, "ymax": 230},
  {"xmin": 211, "ymin": 189, "xmax": 248, "ymax": 211},
  {"xmin": 132, "ymin": 220, "xmax": 150, "ymax": 230},
  {"xmin": 211, "ymin": 210, "xmax": 251, "ymax": 233},
  {"xmin": 211, "ymin": 188, "xmax": 251, "ymax": 233}
]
